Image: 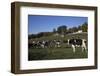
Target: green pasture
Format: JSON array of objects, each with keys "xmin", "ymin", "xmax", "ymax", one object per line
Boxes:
[
  {"xmin": 28, "ymin": 47, "xmax": 88, "ymax": 61},
  {"xmin": 28, "ymin": 33, "xmax": 88, "ymax": 61}
]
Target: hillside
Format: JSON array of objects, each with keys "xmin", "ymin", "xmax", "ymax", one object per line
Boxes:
[{"xmin": 29, "ymin": 32, "xmax": 87, "ymax": 41}]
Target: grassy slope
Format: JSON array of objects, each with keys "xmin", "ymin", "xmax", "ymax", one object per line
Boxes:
[{"xmin": 31, "ymin": 33, "xmax": 87, "ymax": 41}]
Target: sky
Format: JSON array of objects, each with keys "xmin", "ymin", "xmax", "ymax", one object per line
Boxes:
[{"xmin": 28, "ymin": 15, "xmax": 88, "ymax": 34}]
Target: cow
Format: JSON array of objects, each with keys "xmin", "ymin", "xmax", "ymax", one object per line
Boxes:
[
  {"xmin": 32, "ymin": 41, "xmax": 41, "ymax": 48},
  {"xmin": 54, "ymin": 40, "xmax": 61, "ymax": 48},
  {"xmin": 35, "ymin": 40, "xmax": 51, "ymax": 48},
  {"xmin": 42, "ymin": 40, "xmax": 50, "ymax": 48},
  {"xmin": 67, "ymin": 39, "xmax": 87, "ymax": 53}
]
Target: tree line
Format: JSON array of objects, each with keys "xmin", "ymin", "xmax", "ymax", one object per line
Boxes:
[{"xmin": 29, "ymin": 22, "xmax": 87, "ymax": 39}]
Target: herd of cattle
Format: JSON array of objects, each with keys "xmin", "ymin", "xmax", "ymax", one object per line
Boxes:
[{"xmin": 29, "ymin": 39, "xmax": 87, "ymax": 53}]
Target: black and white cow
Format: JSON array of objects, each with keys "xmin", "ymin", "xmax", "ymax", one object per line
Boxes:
[
  {"xmin": 31, "ymin": 41, "xmax": 41, "ymax": 48},
  {"xmin": 54, "ymin": 40, "xmax": 61, "ymax": 48},
  {"xmin": 41, "ymin": 40, "xmax": 50, "ymax": 48},
  {"xmin": 32, "ymin": 40, "xmax": 50, "ymax": 48},
  {"xmin": 67, "ymin": 39, "xmax": 87, "ymax": 53}
]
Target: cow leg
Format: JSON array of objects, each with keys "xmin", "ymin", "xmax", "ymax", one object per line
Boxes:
[
  {"xmin": 84, "ymin": 45, "xmax": 87, "ymax": 52},
  {"xmin": 82, "ymin": 45, "xmax": 87, "ymax": 52},
  {"xmin": 82, "ymin": 46, "xmax": 84, "ymax": 52},
  {"xmin": 41, "ymin": 44, "xmax": 44, "ymax": 48},
  {"xmin": 58, "ymin": 44, "xmax": 60, "ymax": 47},
  {"xmin": 72, "ymin": 45, "xmax": 75, "ymax": 53}
]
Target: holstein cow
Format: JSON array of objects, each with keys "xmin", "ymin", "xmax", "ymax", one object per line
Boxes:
[
  {"xmin": 41, "ymin": 40, "xmax": 50, "ymax": 48},
  {"xmin": 32, "ymin": 41, "xmax": 41, "ymax": 48},
  {"xmin": 67, "ymin": 39, "xmax": 87, "ymax": 53},
  {"xmin": 54, "ymin": 40, "xmax": 61, "ymax": 48}
]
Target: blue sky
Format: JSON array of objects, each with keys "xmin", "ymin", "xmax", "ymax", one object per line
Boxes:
[{"xmin": 28, "ymin": 15, "xmax": 88, "ymax": 34}]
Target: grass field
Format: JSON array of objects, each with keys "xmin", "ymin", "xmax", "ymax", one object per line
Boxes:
[
  {"xmin": 28, "ymin": 47, "xmax": 88, "ymax": 61},
  {"xmin": 28, "ymin": 33, "xmax": 88, "ymax": 61}
]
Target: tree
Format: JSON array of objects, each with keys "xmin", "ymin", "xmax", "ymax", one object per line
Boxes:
[
  {"xmin": 71, "ymin": 27, "xmax": 78, "ymax": 32},
  {"xmin": 78, "ymin": 25, "xmax": 82, "ymax": 30},
  {"xmin": 81, "ymin": 22, "xmax": 88, "ymax": 32},
  {"xmin": 57, "ymin": 25, "xmax": 67, "ymax": 34},
  {"xmin": 28, "ymin": 34, "xmax": 37, "ymax": 39}
]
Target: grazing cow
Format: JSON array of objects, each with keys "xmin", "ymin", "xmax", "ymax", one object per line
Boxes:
[
  {"xmin": 37, "ymin": 40, "xmax": 50, "ymax": 48},
  {"xmin": 67, "ymin": 39, "xmax": 87, "ymax": 53},
  {"xmin": 49, "ymin": 40, "xmax": 56, "ymax": 48},
  {"xmin": 42, "ymin": 40, "xmax": 50, "ymax": 48},
  {"xmin": 32, "ymin": 41, "xmax": 40, "ymax": 48},
  {"xmin": 54, "ymin": 40, "xmax": 61, "ymax": 48}
]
